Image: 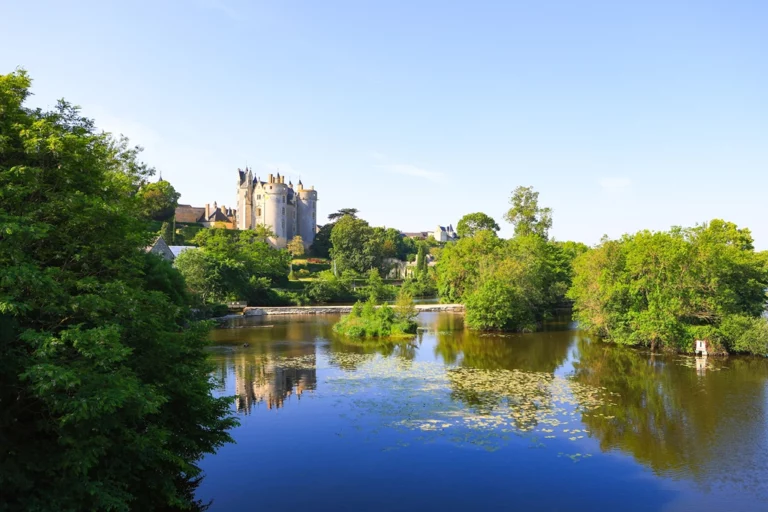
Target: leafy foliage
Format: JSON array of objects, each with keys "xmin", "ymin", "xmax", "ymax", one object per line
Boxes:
[
  {"xmin": 287, "ymin": 235, "xmax": 305, "ymax": 257},
  {"xmin": 436, "ymin": 229, "xmax": 583, "ymax": 331},
  {"xmin": 160, "ymin": 220, "xmax": 174, "ymax": 244},
  {"xmin": 568, "ymin": 220, "xmax": 768, "ymax": 354},
  {"xmin": 456, "ymin": 212, "xmax": 500, "ymax": 238},
  {"xmin": 330, "ymin": 215, "xmax": 386, "ymax": 274},
  {"xmin": 136, "ymin": 179, "xmax": 180, "ymax": 221},
  {"xmin": 174, "ymin": 228, "xmax": 291, "ymax": 306},
  {"xmin": 333, "ymin": 294, "xmax": 418, "ymax": 339},
  {"xmin": 0, "ymin": 70, "xmax": 235, "ymax": 511},
  {"xmin": 504, "ymin": 186, "xmax": 552, "ymax": 239}
]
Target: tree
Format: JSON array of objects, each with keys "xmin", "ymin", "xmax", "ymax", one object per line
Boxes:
[
  {"xmin": 568, "ymin": 220, "xmax": 768, "ymax": 354},
  {"xmin": 330, "ymin": 215, "xmax": 384, "ymax": 274},
  {"xmin": 504, "ymin": 186, "xmax": 552, "ymax": 239},
  {"xmin": 253, "ymin": 224, "xmax": 275, "ymax": 243},
  {"xmin": 310, "ymin": 209, "xmax": 359, "ymax": 258},
  {"xmin": 160, "ymin": 220, "xmax": 174, "ymax": 244},
  {"xmin": 327, "ymin": 208, "xmax": 359, "ymax": 221},
  {"xmin": 0, "ymin": 70, "xmax": 235, "ymax": 511},
  {"xmin": 456, "ymin": 212, "xmax": 500, "ymax": 238},
  {"xmin": 287, "ymin": 235, "xmax": 305, "ymax": 257},
  {"xmin": 136, "ymin": 179, "xmax": 180, "ymax": 221},
  {"xmin": 367, "ymin": 268, "xmax": 385, "ymax": 303},
  {"xmin": 415, "ymin": 243, "xmax": 428, "ymax": 277},
  {"xmin": 310, "ymin": 223, "xmax": 333, "ymax": 258},
  {"xmin": 177, "ymin": 229, "xmax": 291, "ymax": 304}
]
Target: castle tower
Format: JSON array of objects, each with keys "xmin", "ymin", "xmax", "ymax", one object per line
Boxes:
[
  {"xmin": 297, "ymin": 180, "xmax": 318, "ymax": 249},
  {"xmin": 262, "ymin": 172, "xmax": 290, "ymax": 247},
  {"xmin": 236, "ymin": 167, "xmax": 253, "ymax": 230},
  {"xmin": 237, "ymin": 169, "xmax": 316, "ymax": 249}
]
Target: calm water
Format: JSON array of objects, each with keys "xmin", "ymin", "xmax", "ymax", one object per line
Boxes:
[{"xmin": 199, "ymin": 313, "xmax": 768, "ymax": 511}]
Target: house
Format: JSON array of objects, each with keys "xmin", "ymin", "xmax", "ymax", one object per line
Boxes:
[
  {"xmin": 174, "ymin": 202, "xmax": 237, "ymax": 229},
  {"xmin": 432, "ymin": 225, "xmax": 457, "ymax": 242},
  {"xmin": 145, "ymin": 236, "xmax": 175, "ymax": 261}
]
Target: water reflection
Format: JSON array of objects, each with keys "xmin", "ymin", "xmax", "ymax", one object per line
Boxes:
[
  {"xmin": 204, "ymin": 312, "xmax": 768, "ymax": 510},
  {"xmin": 233, "ymin": 354, "xmax": 316, "ymax": 412},
  {"xmin": 432, "ymin": 314, "xmax": 573, "ymax": 372},
  {"xmin": 572, "ymin": 336, "xmax": 768, "ymax": 494}
]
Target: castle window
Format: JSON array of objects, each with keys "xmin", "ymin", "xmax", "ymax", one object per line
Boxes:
[
  {"xmin": 256, "ymin": 208, "xmax": 261, "ymax": 217},
  {"xmin": 281, "ymin": 207, "xmax": 285, "ymax": 215},
  {"xmin": 257, "ymin": 195, "xmax": 261, "ymax": 200}
]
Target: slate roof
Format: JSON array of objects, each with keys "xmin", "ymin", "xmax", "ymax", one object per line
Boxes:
[
  {"xmin": 175, "ymin": 205, "xmax": 206, "ymax": 224},
  {"xmin": 169, "ymin": 245, "xmax": 198, "ymax": 258}
]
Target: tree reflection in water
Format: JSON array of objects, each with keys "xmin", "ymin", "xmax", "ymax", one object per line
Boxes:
[{"xmin": 571, "ymin": 336, "xmax": 768, "ymax": 494}]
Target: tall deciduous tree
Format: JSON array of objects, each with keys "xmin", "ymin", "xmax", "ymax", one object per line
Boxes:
[
  {"xmin": 568, "ymin": 220, "xmax": 768, "ymax": 354},
  {"xmin": 136, "ymin": 179, "xmax": 180, "ymax": 221},
  {"xmin": 330, "ymin": 215, "xmax": 384, "ymax": 274},
  {"xmin": 456, "ymin": 212, "xmax": 500, "ymax": 238},
  {"xmin": 287, "ymin": 235, "xmax": 305, "ymax": 257},
  {"xmin": 504, "ymin": 186, "xmax": 552, "ymax": 239},
  {"xmin": 0, "ymin": 70, "xmax": 235, "ymax": 511}
]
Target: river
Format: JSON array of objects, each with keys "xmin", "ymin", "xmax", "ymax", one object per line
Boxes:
[{"xmin": 198, "ymin": 312, "xmax": 768, "ymax": 511}]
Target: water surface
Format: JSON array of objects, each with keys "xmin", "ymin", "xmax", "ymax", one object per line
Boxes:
[{"xmin": 199, "ymin": 313, "xmax": 768, "ymax": 511}]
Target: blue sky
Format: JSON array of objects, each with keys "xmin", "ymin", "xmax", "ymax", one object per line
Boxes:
[{"xmin": 3, "ymin": 0, "xmax": 767, "ymax": 247}]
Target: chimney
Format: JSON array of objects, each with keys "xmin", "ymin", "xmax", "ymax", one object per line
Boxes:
[
  {"xmin": 281, "ymin": 175, "xmax": 285, "ymax": 184},
  {"xmin": 268, "ymin": 173, "xmax": 274, "ymax": 183},
  {"xmin": 205, "ymin": 203, "xmax": 210, "ymax": 219}
]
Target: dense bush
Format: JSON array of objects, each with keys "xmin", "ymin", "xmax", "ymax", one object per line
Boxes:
[
  {"xmin": 568, "ymin": 220, "xmax": 768, "ymax": 354},
  {"xmin": 0, "ymin": 70, "xmax": 235, "ymax": 511},
  {"xmin": 304, "ymin": 271, "xmax": 357, "ymax": 304},
  {"xmin": 174, "ymin": 229, "xmax": 291, "ymax": 306},
  {"xmin": 436, "ymin": 228, "xmax": 583, "ymax": 331},
  {"xmin": 333, "ymin": 291, "xmax": 418, "ymax": 339}
]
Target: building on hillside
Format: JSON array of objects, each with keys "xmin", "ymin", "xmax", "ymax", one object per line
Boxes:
[
  {"xmin": 433, "ymin": 224, "xmax": 457, "ymax": 242},
  {"xmin": 145, "ymin": 236, "xmax": 175, "ymax": 261},
  {"xmin": 402, "ymin": 225, "xmax": 457, "ymax": 242},
  {"xmin": 174, "ymin": 203, "xmax": 236, "ymax": 229},
  {"xmin": 236, "ymin": 167, "xmax": 318, "ymax": 249},
  {"xmin": 402, "ymin": 231, "xmax": 430, "ymax": 240}
]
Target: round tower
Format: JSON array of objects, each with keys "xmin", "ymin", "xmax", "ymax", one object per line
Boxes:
[
  {"xmin": 263, "ymin": 174, "xmax": 290, "ymax": 247},
  {"xmin": 297, "ymin": 181, "xmax": 318, "ymax": 249}
]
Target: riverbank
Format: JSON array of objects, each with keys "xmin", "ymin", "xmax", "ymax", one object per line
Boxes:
[{"xmin": 240, "ymin": 304, "xmax": 464, "ymax": 317}]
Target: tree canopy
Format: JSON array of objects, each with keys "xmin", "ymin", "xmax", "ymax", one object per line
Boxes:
[
  {"xmin": 175, "ymin": 228, "xmax": 291, "ymax": 305},
  {"xmin": 0, "ymin": 70, "xmax": 235, "ymax": 511},
  {"xmin": 568, "ymin": 220, "xmax": 768, "ymax": 354},
  {"xmin": 330, "ymin": 215, "xmax": 386, "ymax": 274},
  {"xmin": 456, "ymin": 212, "xmax": 500, "ymax": 238},
  {"xmin": 136, "ymin": 179, "xmax": 180, "ymax": 221},
  {"xmin": 504, "ymin": 186, "xmax": 552, "ymax": 239}
]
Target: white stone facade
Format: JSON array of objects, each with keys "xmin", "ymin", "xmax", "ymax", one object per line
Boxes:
[{"xmin": 236, "ymin": 168, "xmax": 317, "ymax": 248}]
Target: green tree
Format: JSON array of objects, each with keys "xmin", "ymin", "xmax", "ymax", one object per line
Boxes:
[
  {"xmin": 504, "ymin": 186, "xmax": 552, "ymax": 239},
  {"xmin": 568, "ymin": 220, "xmax": 768, "ymax": 354},
  {"xmin": 287, "ymin": 235, "xmax": 305, "ymax": 257},
  {"xmin": 0, "ymin": 70, "xmax": 235, "ymax": 511},
  {"xmin": 367, "ymin": 268, "xmax": 385, "ymax": 303},
  {"xmin": 415, "ymin": 243, "xmax": 428, "ymax": 277},
  {"xmin": 310, "ymin": 223, "xmax": 333, "ymax": 258},
  {"xmin": 456, "ymin": 212, "xmax": 500, "ymax": 238},
  {"xmin": 136, "ymin": 179, "xmax": 181, "ymax": 221},
  {"xmin": 330, "ymin": 215, "xmax": 383, "ymax": 274},
  {"xmin": 160, "ymin": 219, "xmax": 174, "ymax": 244},
  {"xmin": 252, "ymin": 223, "xmax": 276, "ymax": 243},
  {"xmin": 327, "ymin": 207, "xmax": 359, "ymax": 221}
]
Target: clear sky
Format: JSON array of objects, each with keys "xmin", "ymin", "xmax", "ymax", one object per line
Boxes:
[{"xmin": 3, "ymin": 0, "xmax": 767, "ymax": 247}]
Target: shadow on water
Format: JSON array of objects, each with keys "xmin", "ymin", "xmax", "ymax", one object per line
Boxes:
[{"xmin": 199, "ymin": 312, "xmax": 768, "ymax": 512}]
